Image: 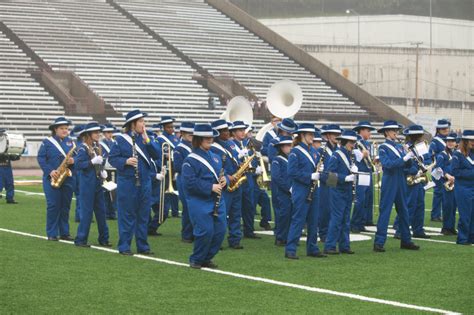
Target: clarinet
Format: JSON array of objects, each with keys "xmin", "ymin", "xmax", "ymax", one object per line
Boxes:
[
  {"xmin": 351, "ymin": 152, "xmax": 357, "ymax": 201},
  {"xmin": 131, "ymin": 132, "xmax": 141, "ymax": 187},
  {"xmin": 307, "ymin": 144, "xmax": 326, "ymax": 202},
  {"xmin": 213, "ymin": 154, "xmax": 226, "ymax": 217}
]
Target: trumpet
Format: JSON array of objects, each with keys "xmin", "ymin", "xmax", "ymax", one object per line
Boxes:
[{"xmin": 159, "ymin": 142, "xmax": 175, "ymax": 224}]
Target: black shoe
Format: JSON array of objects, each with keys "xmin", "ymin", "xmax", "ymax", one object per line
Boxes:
[
  {"xmin": 244, "ymin": 234, "xmax": 261, "ymax": 239},
  {"xmin": 74, "ymin": 219, "xmax": 80, "ymax": 223},
  {"xmin": 323, "ymin": 249, "xmax": 340, "ymax": 255},
  {"xmin": 75, "ymin": 243, "xmax": 91, "ymax": 248},
  {"xmin": 456, "ymin": 242, "xmax": 472, "ymax": 246},
  {"xmin": 229, "ymin": 244, "xmax": 244, "ymax": 249},
  {"xmin": 181, "ymin": 238, "xmax": 193, "ymax": 243},
  {"xmin": 99, "ymin": 242, "xmax": 113, "ymax": 247},
  {"xmin": 6, "ymin": 200, "xmax": 18, "ymax": 204},
  {"xmin": 120, "ymin": 251, "xmax": 134, "ymax": 256},
  {"xmin": 47, "ymin": 236, "xmax": 59, "ymax": 241},
  {"xmin": 285, "ymin": 253, "xmax": 299, "ymax": 260},
  {"xmin": 319, "ymin": 237, "xmax": 326, "ymax": 243},
  {"xmin": 393, "ymin": 234, "xmax": 401, "ymax": 240},
  {"xmin": 401, "ymin": 242, "xmax": 420, "ymax": 250},
  {"xmin": 190, "ymin": 262, "xmax": 202, "ymax": 269},
  {"xmin": 202, "ymin": 261, "xmax": 218, "ymax": 269},
  {"xmin": 259, "ymin": 221, "xmax": 272, "ymax": 231},
  {"xmin": 275, "ymin": 240, "xmax": 286, "ymax": 246},
  {"xmin": 373, "ymin": 244, "xmax": 385, "ymax": 252},
  {"xmin": 307, "ymin": 252, "xmax": 327, "ymax": 258},
  {"xmin": 138, "ymin": 250, "xmax": 154, "ymax": 256},
  {"xmin": 148, "ymin": 231, "xmax": 162, "ymax": 236},
  {"xmin": 59, "ymin": 235, "xmax": 74, "ymax": 241},
  {"xmin": 413, "ymin": 233, "xmax": 431, "ymax": 239},
  {"xmin": 341, "ymin": 249, "xmax": 355, "ymax": 254},
  {"xmin": 450, "ymin": 229, "xmax": 458, "ymax": 235},
  {"xmin": 441, "ymin": 228, "xmax": 456, "ymax": 236},
  {"xmin": 431, "ymin": 217, "xmax": 442, "ymax": 222}
]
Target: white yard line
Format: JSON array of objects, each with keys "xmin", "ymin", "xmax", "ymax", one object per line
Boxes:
[{"xmin": 0, "ymin": 227, "xmax": 460, "ymax": 315}]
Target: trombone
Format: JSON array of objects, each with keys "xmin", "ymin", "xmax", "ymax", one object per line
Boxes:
[{"xmin": 158, "ymin": 142, "xmax": 176, "ymax": 224}]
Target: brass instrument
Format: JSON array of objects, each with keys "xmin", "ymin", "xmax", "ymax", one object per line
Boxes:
[
  {"xmin": 213, "ymin": 154, "xmax": 226, "ymax": 217},
  {"xmin": 228, "ymin": 153, "xmax": 256, "ymax": 192},
  {"xmin": 256, "ymin": 152, "xmax": 270, "ymax": 189},
  {"xmin": 51, "ymin": 142, "xmax": 76, "ymax": 189},
  {"xmin": 131, "ymin": 132, "xmax": 140, "ymax": 187},
  {"xmin": 444, "ymin": 180, "xmax": 454, "ymax": 191},
  {"xmin": 356, "ymin": 140, "xmax": 376, "ymax": 172},
  {"xmin": 407, "ymin": 171, "xmax": 428, "ymax": 186},
  {"xmin": 306, "ymin": 144, "xmax": 326, "ymax": 202},
  {"xmin": 158, "ymin": 142, "xmax": 175, "ymax": 224}
]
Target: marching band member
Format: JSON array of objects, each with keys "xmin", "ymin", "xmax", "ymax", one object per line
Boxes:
[
  {"xmin": 231, "ymin": 120, "xmax": 259, "ymax": 239},
  {"xmin": 373, "ymin": 120, "xmax": 419, "ymax": 252},
  {"xmin": 0, "ymin": 128, "xmax": 20, "ymax": 204},
  {"xmin": 100, "ymin": 123, "xmax": 118, "ymax": 220},
  {"xmin": 429, "ymin": 119, "xmax": 451, "ymax": 222},
  {"xmin": 318, "ymin": 124, "xmax": 342, "ymax": 242},
  {"xmin": 351, "ymin": 121, "xmax": 376, "ymax": 233},
  {"xmin": 109, "ymin": 109, "xmax": 160, "ymax": 255},
  {"xmin": 262, "ymin": 116, "xmax": 281, "ymax": 158},
  {"xmin": 148, "ymin": 135, "xmax": 165, "ymax": 236},
  {"xmin": 70, "ymin": 125, "xmax": 84, "ymax": 222},
  {"xmin": 312, "ymin": 130, "xmax": 323, "ymax": 150},
  {"xmin": 182, "ymin": 124, "xmax": 227, "ymax": 269},
  {"xmin": 157, "ymin": 116, "xmax": 180, "ymax": 218},
  {"xmin": 271, "ymin": 136, "xmax": 293, "ymax": 246},
  {"xmin": 451, "ymin": 130, "xmax": 474, "ymax": 245},
  {"xmin": 436, "ymin": 132, "xmax": 458, "ymax": 235},
  {"xmin": 323, "ymin": 130, "xmax": 360, "ymax": 255},
  {"xmin": 285, "ymin": 123, "xmax": 326, "ymax": 259},
  {"xmin": 37, "ymin": 117, "xmax": 75, "ymax": 241},
  {"xmin": 174, "ymin": 121, "xmax": 195, "ymax": 242},
  {"xmin": 211, "ymin": 120, "xmax": 244, "ymax": 249},
  {"xmin": 74, "ymin": 122, "xmax": 110, "ymax": 247},
  {"xmin": 393, "ymin": 125, "xmax": 431, "ymax": 239}
]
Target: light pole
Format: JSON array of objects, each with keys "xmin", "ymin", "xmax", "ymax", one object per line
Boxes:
[
  {"xmin": 346, "ymin": 9, "xmax": 360, "ymax": 85},
  {"xmin": 410, "ymin": 41, "xmax": 423, "ymax": 114}
]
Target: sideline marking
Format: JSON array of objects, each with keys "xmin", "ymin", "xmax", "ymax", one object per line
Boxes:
[{"xmin": 0, "ymin": 227, "xmax": 461, "ymax": 315}]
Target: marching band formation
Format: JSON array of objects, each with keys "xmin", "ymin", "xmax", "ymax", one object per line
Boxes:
[{"xmin": 24, "ymin": 108, "xmax": 473, "ymax": 269}]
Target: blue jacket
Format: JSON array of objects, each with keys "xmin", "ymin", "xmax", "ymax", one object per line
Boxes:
[
  {"xmin": 75, "ymin": 143, "xmax": 103, "ymax": 186},
  {"xmin": 108, "ymin": 131, "xmax": 160, "ymax": 183},
  {"xmin": 37, "ymin": 135, "xmax": 76, "ymax": 179},
  {"xmin": 355, "ymin": 139, "xmax": 373, "ymax": 173},
  {"xmin": 262, "ymin": 128, "xmax": 278, "ymax": 157},
  {"xmin": 319, "ymin": 142, "xmax": 337, "ymax": 185},
  {"xmin": 174, "ymin": 140, "xmax": 192, "ymax": 174},
  {"xmin": 323, "ymin": 147, "xmax": 353, "ymax": 189},
  {"xmin": 378, "ymin": 139, "xmax": 412, "ymax": 177},
  {"xmin": 436, "ymin": 149, "xmax": 453, "ymax": 184},
  {"xmin": 210, "ymin": 138, "xmax": 240, "ymax": 178},
  {"xmin": 429, "ymin": 135, "xmax": 446, "ymax": 157},
  {"xmin": 288, "ymin": 143, "xmax": 320, "ymax": 188},
  {"xmin": 404, "ymin": 141, "xmax": 431, "ymax": 178},
  {"xmin": 451, "ymin": 150, "xmax": 474, "ymax": 188},
  {"xmin": 271, "ymin": 154, "xmax": 291, "ymax": 194}
]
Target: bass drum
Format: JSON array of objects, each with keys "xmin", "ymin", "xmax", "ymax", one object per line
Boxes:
[{"xmin": 0, "ymin": 133, "xmax": 26, "ymax": 156}]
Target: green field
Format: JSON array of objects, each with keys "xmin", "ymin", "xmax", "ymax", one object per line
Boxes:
[{"xmin": 1, "ymin": 185, "xmax": 472, "ymax": 314}]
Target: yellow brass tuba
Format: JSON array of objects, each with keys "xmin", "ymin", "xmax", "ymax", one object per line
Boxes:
[{"xmin": 51, "ymin": 142, "xmax": 76, "ymax": 189}]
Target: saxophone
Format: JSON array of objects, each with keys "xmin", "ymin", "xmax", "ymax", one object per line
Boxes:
[
  {"xmin": 227, "ymin": 153, "xmax": 256, "ymax": 192},
  {"xmin": 51, "ymin": 142, "xmax": 76, "ymax": 189}
]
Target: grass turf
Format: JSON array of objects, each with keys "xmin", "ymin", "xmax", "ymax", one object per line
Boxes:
[{"xmin": 0, "ymin": 185, "xmax": 472, "ymax": 314}]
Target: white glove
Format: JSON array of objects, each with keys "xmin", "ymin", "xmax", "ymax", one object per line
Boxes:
[
  {"xmin": 100, "ymin": 170, "xmax": 108, "ymax": 179},
  {"xmin": 91, "ymin": 155, "xmax": 103, "ymax": 165},
  {"xmin": 319, "ymin": 164, "xmax": 324, "ymax": 172},
  {"xmin": 238, "ymin": 148, "xmax": 249, "ymax": 159},
  {"xmin": 256, "ymin": 151, "xmax": 262, "ymax": 158},
  {"xmin": 174, "ymin": 173, "xmax": 178, "ymax": 180},
  {"xmin": 403, "ymin": 151, "xmax": 414, "ymax": 162},
  {"xmin": 345, "ymin": 174, "xmax": 355, "ymax": 182},
  {"xmin": 255, "ymin": 166, "xmax": 263, "ymax": 175},
  {"xmin": 311, "ymin": 172, "xmax": 320, "ymax": 181},
  {"xmin": 350, "ymin": 165, "xmax": 358, "ymax": 173},
  {"xmin": 431, "ymin": 167, "xmax": 444, "ymax": 181},
  {"xmin": 156, "ymin": 173, "xmax": 164, "ymax": 181},
  {"xmin": 353, "ymin": 149, "xmax": 363, "ymax": 162}
]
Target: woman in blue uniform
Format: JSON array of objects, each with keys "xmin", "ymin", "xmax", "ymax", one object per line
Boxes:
[
  {"xmin": 323, "ymin": 130, "xmax": 359, "ymax": 255},
  {"xmin": 182, "ymin": 124, "xmax": 227, "ymax": 269},
  {"xmin": 271, "ymin": 136, "xmax": 293, "ymax": 246},
  {"xmin": 436, "ymin": 132, "xmax": 458, "ymax": 235},
  {"xmin": 74, "ymin": 122, "xmax": 110, "ymax": 247},
  {"xmin": 100, "ymin": 123, "xmax": 118, "ymax": 220},
  {"xmin": 374, "ymin": 120, "xmax": 419, "ymax": 252},
  {"xmin": 285, "ymin": 123, "xmax": 326, "ymax": 259},
  {"xmin": 174, "ymin": 121, "xmax": 195, "ymax": 242},
  {"xmin": 37, "ymin": 117, "xmax": 76, "ymax": 241},
  {"xmin": 451, "ymin": 130, "xmax": 474, "ymax": 245},
  {"xmin": 109, "ymin": 109, "xmax": 160, "ymax": 256}
]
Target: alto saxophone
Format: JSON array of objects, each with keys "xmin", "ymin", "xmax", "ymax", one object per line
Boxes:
[
  {"xmin": 227, "ymin": 153, "xmax": 256, "ymax": 192},
  {"xmin": 51, "ymin": 142, "xmax": 76, "ymax": 189}
]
